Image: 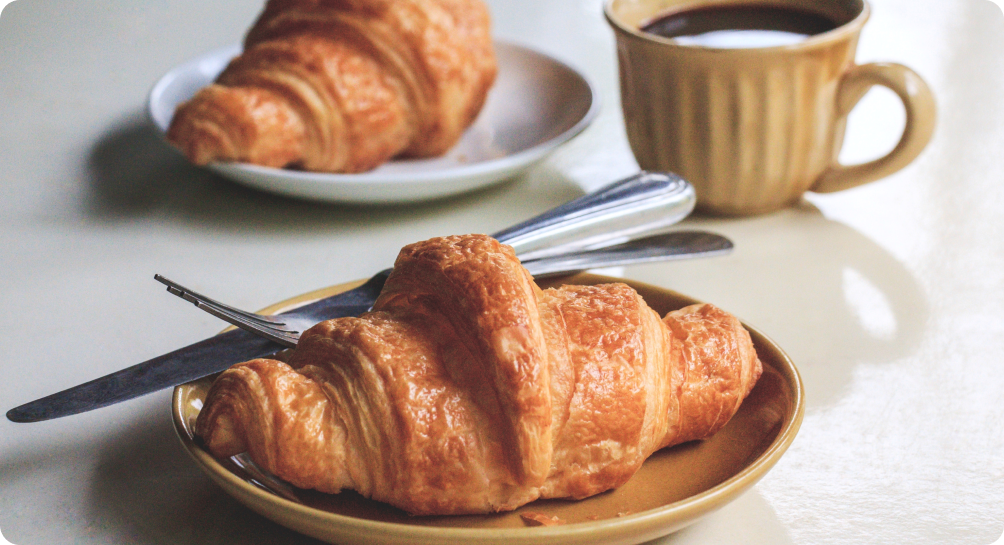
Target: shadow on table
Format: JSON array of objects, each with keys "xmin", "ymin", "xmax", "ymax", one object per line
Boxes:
[
  {"xmin": 82, "ymin": 112, "xmax": 585, "ymax": 234},
  {"xmin": 658, "ymin": 488, "xmax": 794, "ymax": 544},
  {"xmin": 83, "ymin": 403, "xmax": 327, "ymax": 544},
  {"xmin": 633, "ymin": 201, "xmax": 929, "ymax": 410},
  {"xmin": 0, "ymin": 405, "xmax": 321, "ymax": 544}
]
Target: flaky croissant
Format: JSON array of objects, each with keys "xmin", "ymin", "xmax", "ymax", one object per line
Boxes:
[
  {"xmin": 166, "ymin": 0, "xmax": 497, "ymax": 173},
  {"xmin": 195, "ymin": 235, "xmax": 762, "ymax": 515}
]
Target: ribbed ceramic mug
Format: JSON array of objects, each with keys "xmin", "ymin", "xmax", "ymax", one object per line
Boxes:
[{"xmin": 604, "ymin": 0, "xmax": 936, "ymax": 216}]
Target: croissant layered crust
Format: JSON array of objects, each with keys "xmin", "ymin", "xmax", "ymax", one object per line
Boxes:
[
  {"xmin": 195, "ymin": 235, "xmax": 762, "ymax": 515},
  {"xmin": 167, "ymin": 0, "xmax": 497, "ymax": 173}
]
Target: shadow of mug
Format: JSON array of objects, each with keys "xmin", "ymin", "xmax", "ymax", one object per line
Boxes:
[{"xmin": 632, "ymin": 202, "xmax": 928, "ymax": 408}]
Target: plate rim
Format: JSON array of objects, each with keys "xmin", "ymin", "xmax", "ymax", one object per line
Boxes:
[
  {"xmin": 172, "ymin": 273, "xmax": 804, "ymax": 544},
  {"xmin": 147, "ymin": 40, "xmax": 600, "ymax": 197}
]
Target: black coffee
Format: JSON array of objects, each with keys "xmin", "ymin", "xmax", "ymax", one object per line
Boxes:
[{"xmin": 641, "ymin": 4, "xmax": 839, "ymax": 48}]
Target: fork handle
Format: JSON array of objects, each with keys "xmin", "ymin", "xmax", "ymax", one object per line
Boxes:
[
  {"xmin": 287, "ymin": 269, "xmax": 391, "ymax": 322},
  {"xmin": 492, "ymin": 171, "xmax": 696, "ymax": 261}
]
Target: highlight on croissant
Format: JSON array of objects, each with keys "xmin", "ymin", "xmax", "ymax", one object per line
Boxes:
[
  {"xmin": 194, "ymin": 234, "xmax": 763, "ymax": 516},
  {"xmin": 166, "ymin": 0, "xmax": 498, "ymax": 173}
]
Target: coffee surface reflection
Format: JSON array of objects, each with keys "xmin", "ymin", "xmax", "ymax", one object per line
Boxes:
[{"xmin": 641, "ymin": 4, "xmax": 838, "ymax": 48}]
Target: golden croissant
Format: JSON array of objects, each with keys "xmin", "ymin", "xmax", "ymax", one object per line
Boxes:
[
  {"xmin": 195, "ymin": 235, "xmax": 762, "ymax": 515},
  {"xmin": 167, "ymin": 0, "xmax": 497, "ymax": 173}
]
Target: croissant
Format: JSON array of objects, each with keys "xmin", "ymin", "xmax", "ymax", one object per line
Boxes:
[
  {"xmin": 195, "ymin": 235, "xmax": 762, "ymax": 515},
  {"xmin": 166, "ymin": 0, "xmax": 497, "ymax": 173}
]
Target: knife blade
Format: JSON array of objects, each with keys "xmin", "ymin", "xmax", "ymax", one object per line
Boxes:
[
  {"xmin": 7, "ymin": 329, "xmax": 272, "ymax": 423},
  {"xmin": 5, "ymin": 273, "xmax": 389, "ymax": 423}
]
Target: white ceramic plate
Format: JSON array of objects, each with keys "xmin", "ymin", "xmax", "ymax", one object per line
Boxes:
[{"xmin": 148, "ymin": 41, "xmax": 599, "ymax": 203}]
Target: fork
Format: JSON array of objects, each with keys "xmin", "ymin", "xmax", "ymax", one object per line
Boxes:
[
  {"xmin": 155, "ymin": 229, "xmax": 733, "ymax": 348},
  {"xmin": 156, "ymin": 274, "xmax": 312, "ymax": 348}
]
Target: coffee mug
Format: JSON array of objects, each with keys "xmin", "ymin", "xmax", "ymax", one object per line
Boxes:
[{"xmin": 604, "ymin": 0, "xmax": 936, "ymax": 216}]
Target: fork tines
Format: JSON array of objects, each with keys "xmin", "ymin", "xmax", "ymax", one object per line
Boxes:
[{"xmin": 154, "ymin": 274, "xmax": 300, "ymax": 348}]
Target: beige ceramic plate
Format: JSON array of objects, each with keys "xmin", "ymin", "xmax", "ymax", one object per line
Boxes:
[{"xmin": 172, "ymin": 273, "xmax": 804, "ymax": 545}]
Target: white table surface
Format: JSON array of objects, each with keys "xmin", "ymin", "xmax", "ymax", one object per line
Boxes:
[{"xmin": 2, "ymin": 0, "xmax": 1003, "ymax": 543}]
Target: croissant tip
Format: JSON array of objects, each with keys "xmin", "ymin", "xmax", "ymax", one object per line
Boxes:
[{"xmin": 166, "ymin": 112, "xmax": 234, "ymax": 166}]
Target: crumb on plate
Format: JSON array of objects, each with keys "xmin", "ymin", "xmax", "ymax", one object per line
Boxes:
[{"xmin": 520, "ymin": 512, "xmax": 566, "ymax": 526}]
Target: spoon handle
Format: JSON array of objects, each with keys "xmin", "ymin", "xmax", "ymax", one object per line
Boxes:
[{"xmin": 495, "ymin": 171, "xmax": 696, "ymax": 261}]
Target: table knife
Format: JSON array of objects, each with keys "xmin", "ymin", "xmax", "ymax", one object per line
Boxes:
[{"xmin": 6, "ymin": 171, "xmax": 702, "ymax": 423}]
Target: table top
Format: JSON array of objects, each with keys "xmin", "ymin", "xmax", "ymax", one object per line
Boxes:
[{"xmin": 1, "ymin": 0, "xmax": 1003, "ymax": 543}]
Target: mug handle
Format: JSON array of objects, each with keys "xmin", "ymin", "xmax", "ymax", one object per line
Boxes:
[{"xmin": 811, "ymin": 63, "xmax": 936, "ymax": 194}]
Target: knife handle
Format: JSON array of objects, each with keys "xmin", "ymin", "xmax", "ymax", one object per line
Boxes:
[
  {"xmin": 493, "ymin": 171, "xmax": 696, "ymax": 262},
  {"xmin": 520, "ymin": 231, "xmax": 733, "ymax": 277}
]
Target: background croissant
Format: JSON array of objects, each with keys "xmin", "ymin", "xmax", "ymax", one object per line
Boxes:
[
  {"xmin": 195, "ymin": 235, "xmax": 762, "ymax": 515},
  {"xmin": 167, "ymin": 0, "xmax": 497, "ymax": 173}
]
